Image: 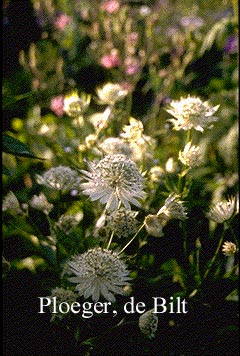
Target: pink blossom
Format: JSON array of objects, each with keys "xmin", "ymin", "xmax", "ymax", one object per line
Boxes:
[
  {"xmin": 124, "ymin": 58, "xmax": 141, "ymax": 75},
  {"xmin": 50, "ymin": 95, "xmax": 64, "ymax": 117},
  {"xmin": 100, "ymin": 51, "xmax": 121, "ymax": 68},
  {"xmin": 101, "ymin": 0, "xmax": 120, "ymax": 13},
  {"xmin": 54, "ymin": 14, "xmax": 71, "ymax": 31}
]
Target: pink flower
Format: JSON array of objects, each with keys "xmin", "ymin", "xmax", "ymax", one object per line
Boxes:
[
  {"xmin": 50, "ymin": 95, "xmax": 64, "ymax": 117},
  {"xmin": 124, "ymin": 58, "xmax": 141, "ymax": 75},
  {"xmin": 100, "ymin": 51, "xmax": 121, "ymax": 68},
  {"xmin": 54, "ymin": 14, "xmax": 71, "ymax": 31},
  {"xmin": 101, "ymin": 0, "xmax": 120, "ymax": 13}
]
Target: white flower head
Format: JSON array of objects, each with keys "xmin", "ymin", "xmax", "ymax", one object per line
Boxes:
[
  {"xmin": 139, "ymin": 309, "xmax": 158, "ymax": 339},
  {"xmin": 157, "ymin": 193, "xmax": 188, "ymax": 221},
  {"xmin": 96, "ymin": 83, "xmax": 128, "ymax": 105},
  {"xmin": 120, "ymin": 117, "xmax": 144, "ymax": 142},
  {"xmin": 99, "ymin": 137, "xmax": 133, "ymax": 158},
  {"xmin": 165, "ymin": 157, "xmax": 178, "ymax": 173},
  {"xmin": 65, "ymin": 247, "xmax": 131, "ymax": 302},
  {"xmin": 206, "ymin": 196, "xmax": 236, "ymax": 223},
  {"xmin": 222, "ymin": 241, "xmax": 237, "ymax": 256},
  {"xmin": 48, "ymin": 287, "xmax": 78, "ymax": 322},
  {"xmin": 80, "ymin": 154, "xmax": 145, "ymax": 211},
  {"xmin": 29, "ymin": 192, "xmax": 53, "ymax": 215},
  {"xmin": 166, "ymin": 95, "xmax": 219, "ymax": 132},
  {"xmin": 55, "ymin": 213, "xmax": 83, "ymax": 235},
  {"xmin": 2, "ymin": 191, "xmax": 23, "ymax": 215},
  {"xmin": 89, "ymin": 107, "xmax": 111, "ymax": 131},
  {"xmin": 144, "ymin": 214, "xmax": 164, "ymax": 237},
  {"xmin": 63, "ymin": 90, "xmax": 91, "ymax": 116},
  {"xmin": 178, "ymin": 141, "xmax": 203, "ymax": 167},
  {"xmin": 106, "ymin": 208, "xmax": 139, "ymax": 238},
  {"xmin": 36, "ymin": 166, "xmax": 81, "ymax": 192},
  {"xmin": 149, "ymin": 166, "xmax": 164, "ymax": 183}
]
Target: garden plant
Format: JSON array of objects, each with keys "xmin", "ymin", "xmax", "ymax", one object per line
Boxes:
[{"xmin": 2, "ymin": 0, "xmax": 239, "ymax": 355}]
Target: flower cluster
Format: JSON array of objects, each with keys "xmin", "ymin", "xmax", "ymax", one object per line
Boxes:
[
  {"xmin": 29, "ymin": 193, "xmax": 53, "ymax": 215},
  {"xmin": 36, "ymin": 166, "xmax": 81, "ymax": 192},
  {"xmin": 157, "ymin": 194, "xmax": 188, "ymax": 221},
  {"xmin": 166, "ymin": 96, "xmax": 219, "ymax": 132},
  {"xmin": 48, "ymin": 287, "xmax": 78, "ymax": 321},
  {"xmin": 222, "ymin": 241, "xmax": 237, "ymax": 256},
  {"xmin": 80, "ymin": 154, "xmax": 145, "ymax": 210},
  {"xmin": 96, "ymin": 83, "xmax": 128, "ymax": 105},
  {"xmin": 2, "ymin": 191, "xmax": 23, "ymax": 215},
  {"xmin": 65, "ymin": 247, "xmax": 131, "ymax": 302},
  {"xmin": 206, "ymin": 196, "xmax": 236, "ymax": 223},
  {"xmin": 106, "ymin": 208, "xmax": 139, "ymax": 238},
  {"xmin": 139, "ymin": 309, "xmax": 158, "ymax": 339},
  {"xmin": 179, "ymin": 142, "xmax": 203, "ymax": 167}
]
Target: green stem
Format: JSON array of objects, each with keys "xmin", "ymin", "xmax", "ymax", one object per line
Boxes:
[
  {"xmin": 181, "ymin": 221, "xmax": 188, "ymax": 258},
  {"xmin": 186, "ymin": 129, "xmax": 192, "ymax": 143},
  {"xmin": 202, "ymin": 227, "xmax": 226, "ymax": 281},
  {"xmin": 189, "ymin": 224, "xmax": 227, "ymax": 298},
  {"xmin": 118, "ymin": 223, "xmax": 145, "ymax": 255},
  {"xmin": 107, "ymin": 231, "xmax": 115, "ymax": 250},
  {"xmin": 228, "ymin": 223, "xmax": 238, "ymax": 248}
]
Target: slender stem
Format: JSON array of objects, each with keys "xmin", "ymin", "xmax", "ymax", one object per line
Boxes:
[
  {"xmin": 118, "ymin": 223, "xmax": 145, "ymax": 255},
  {"xmin": 107, "ymin": 231, "xmax": 115, "ymax": 250},
  {"xmin": 202, "ymin": 229, "xmax": 225, "ymax": 281},
  {"xmin": 181, "ymin": 221, "xmax": 188, "ymax": 258},
  {"xmin": 194, "ymin": 238, "xmax": 201, "ymax": 283},
  {"xmin": 189, "ymin": 223, "xmax": 228, "ymax": 298},
  {"xmin": 186, "ymin": 129, "xmax": 192, "ymax": 143},
  {"xmin": 228, "ymin": 223, "xmax": 238, "ymax": 248}
]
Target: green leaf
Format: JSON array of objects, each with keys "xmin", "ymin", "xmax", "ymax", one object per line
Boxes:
[
  {"xmin": 2, "ymin": 133, "xmax": 45, "ymax": 160},
  {"xmin": 2, "ymin": 164, "xmax": 11, "ymax": 176}
]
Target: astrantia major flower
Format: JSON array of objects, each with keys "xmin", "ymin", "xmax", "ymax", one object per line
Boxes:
[
  {"xmin": 2, "ymin": 191, "xmax": 23, "ymax": 215},
  {"xmin": 65, "ymin": 247, "xmax": 131, "ymax": 302},
  {"xmin": 29, "ymin": 192, "xmax": 53, "ymax": 215},
  {"xmin": 55, "ymin": 213, "xmax": 83, "ymax": 235},
  {"xmin": 157, "ymin": 193, "xmax": 188, "ymax": 221},
  {"xmin": 96, "ymin": 83, "xmax": 128, "ymax": 105},
  {"xmin": 222, "ymin": 241, "xmax": 237, "ymax": 256},
  {"xmin": 166, "ymin": 95, "xmax": 219, "ymax": 132},
  {"xmin": 99, "ymin": 137, "xmax": 133, "ymax": 158},
  {"xmin": 139, "ymin": 309, "xmax": 158, "ymax": 339},
  {"xmin": 48, "ymin": 287, "xmax": 78, "ymax": 322},
  {"xmin": 144, "ymin": 214, "xmax": 164, "ymax": 237},
  {"xmin": 178, "ymin": 141, "xmax": 203, "ymax": 167},
  {"xmin": 106, "ymin": 208, "xmax": 139, "ymax": 238},
  {"xmin": 80, "ymin": 154, "xmax": 145, "ymax": 210},
  {"xmin": 36, "ymin": 166, "xmax": 81, "ymax": 192},
  {"xmin": 206, "ymin": 196, "xmax": 236, "ymax": 223},
  {"xmin": 63, "ymin": 90, "xmax": 91, "ymax": 117}
]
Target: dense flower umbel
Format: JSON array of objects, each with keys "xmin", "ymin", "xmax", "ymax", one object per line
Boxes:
[
  {"xmin": 166, "ymin": 96, "xmax": 219, "ymax": 132},
  {"xmin": 29, "ymin": 193, "xmax": 53, "ymax": 215},
  {"xmin": 222, "ymin": 241, "xmax": 237, "ymax": 256},
  {"xmin": 139, "ymin": 309, "xmax": 158, "ymax": 339},
  {"xmin": 55, "ymin": 213, "xmax": 83, "ymax": 235},
  {"xmin": 2, "ymin": 191, "xmax": 23, "ymax": 215},
  {"xmin": 144, "ymin": 214, "xmax": 164, "ymax": 237},
  {"xmin": 178, "ymin": 142, "xmax": 203, "ymax": 167},
  {"xmin": 106, "ymin": 208, "xmax": 139, "ymax": 238},
  {"xmin": 36, "ymin": 166, "xmax": 81, "ymax": 192},
  {"xmin": 63, "ymin": 91, "xmax": 91, "ymax": 116},
  {"xmin": 96, "ymin": 83, "xmax": 128, "ymax": 105},
  {"xmin": 65, "ymin": 248, "xmax": 131, "ymax": 302},
  {"xmin": 157, "ymin": 193, "xmax": 188, "ymax": 221},
  {"xmin": 206, "ymin": 196, "xmax": 236, "ymax": 223},
  {"xmin": 80, "ymin": 154, "xmax": 145, "ymax": 210},
  {"xmin": 48, "ymin": 287, "xmax": 78, "ymax": 321}
]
